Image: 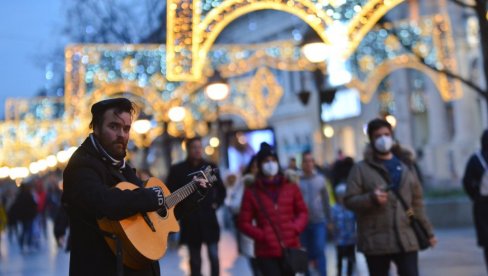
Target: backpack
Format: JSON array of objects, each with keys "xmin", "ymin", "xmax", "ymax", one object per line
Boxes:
[{"xmin": 475, "ymin": 151, "xmax": 488, "ymax": 196}]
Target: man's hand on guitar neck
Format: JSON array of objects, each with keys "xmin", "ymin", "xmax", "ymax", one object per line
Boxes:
[
  {"xmin": 194, "ymin": 176, "xmax": 212, "ymax": 197},
  {"xmin": 194, "ymin": 176, "xmax": 211, "ymax": 189}
]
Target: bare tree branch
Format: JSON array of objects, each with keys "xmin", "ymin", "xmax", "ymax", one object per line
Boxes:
[
  {"xmin": 450, "ymin": 0, "xmax": 476, "ymax": 8},
  {"xmin": 381, "ymin": 16, "xmax": 486, "ymax": 98}
]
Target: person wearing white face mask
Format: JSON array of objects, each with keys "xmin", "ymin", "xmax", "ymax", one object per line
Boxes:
[
  {"xmin": 238, "ymin": 142, "xmax": 308, "ymax": 276},
  {"xmin": 344, "ymin": 118, "xmax": 437, "ymax": 276}
]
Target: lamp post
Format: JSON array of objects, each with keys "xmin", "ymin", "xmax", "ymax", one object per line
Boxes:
[
  {"xmin": 204, "ymin": 70, "xmax": 230, "ymax": 163},
  {"xmin": 300, "ymin": 28, "xmax": 330, "ymax": 63},
  {"xmin": 133, "ymin": 113, "xmax": 153, "ymax": 171}
]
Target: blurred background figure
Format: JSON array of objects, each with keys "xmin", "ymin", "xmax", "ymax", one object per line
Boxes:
[
  {"xmin": 0, "ymin": 197, "xmax": 7, "ymax": 254},
  {"xmin": 331, "ymin": 154, "xmax": 355, "ymax": 191},
  {"xmin": 331, "ymin": 184, "xmax": 356, "ymax": 276},
  {"xmin": 238, "ymin": 142, "xmax": 308, "ymax": 276},
  {"xmin": 462, "ymin": 129, "xmax": 488, "ymax": 273},
  {"xmin": 32, "ymin": 178, "xmax": 47, "ymax": 247},
  {"xmin": 298, "ymin": 150, "xmax": 330, "ymax": 276},
  {"xmin": 228, "ymin": 156, "xmax": 261, "ymax": 276},
  {"xmin": 166, "ymin": 137, "xmax": 226, "ymax": 276},
  {"xmin": 10, "ymin": 179, "xmax": 38, "ymax": 253},
  {"xmin": 223, "ymin": 172, "xmax": 239, "ymax": 231},
  {"xmin": 287, "ymin": 157, "xmax": 299, "ymax": 171}
]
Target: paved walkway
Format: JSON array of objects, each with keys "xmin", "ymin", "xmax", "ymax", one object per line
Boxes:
[{"xmin": 0, "ymin": 223, "xmax": 486, "ymax": 275}]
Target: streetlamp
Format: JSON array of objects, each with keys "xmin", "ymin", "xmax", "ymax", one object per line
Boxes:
[
  {"xmin": 204, "ymin": 69, "xmax": 230, "ymax": 162},
  {"xmin": 132, "ymin": 113, "xmax": 153, "ymax": 171},
  {"xmin": 300, "ymin": 33, "xmax": 329, "ymax": 63},
  {"xmin": 205, "ymin": 70, "xmax": 230, "ymax": 101}
]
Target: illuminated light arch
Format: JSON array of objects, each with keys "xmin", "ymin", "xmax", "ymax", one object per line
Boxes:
[
  {"xmin": 349, "ymin": 55, "xmax": 452, "ymax": 103},
  {"xmin": 198, "ymin": 2, "xmax": 333, "ymax": 73},
  {"xmin": 167, "ymin": 0, "xmax": 405, "ymax": 81},
  {"xmin": 346, "ymin": 0, "xmax": 404, "ymax": 57}
]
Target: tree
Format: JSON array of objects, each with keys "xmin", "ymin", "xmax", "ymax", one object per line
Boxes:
[
  {"xmin": 384, "ymin": 0, "xmax": 488, "ymax": 109},
  {"xmin": 39, "ymin": 0, "xmax": 167, "ymax": 98}
]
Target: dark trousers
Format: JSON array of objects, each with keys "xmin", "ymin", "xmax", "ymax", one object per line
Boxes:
[
  {"xmin": 336, "ymin": 245, "xmax": 355, "ymax": 276},
  {"xmin": 188, "ymin": 242, "xmax": 219, "ymax": 276},
  {"xmin": 365, "ymin": 251, "xmax": 418, "ymax": 276},
  {"xmin": 256, "ymin": 257, "xmax": 294, "ymax": 276},
  {"xmin": 483, "ymin": 247, "xmax": 488, "ymax": 274}
]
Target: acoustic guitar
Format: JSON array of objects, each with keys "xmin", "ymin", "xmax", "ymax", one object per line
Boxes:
[{"xmin": 97, "ymin": 165, "xmax": 218, "ymax": 269}]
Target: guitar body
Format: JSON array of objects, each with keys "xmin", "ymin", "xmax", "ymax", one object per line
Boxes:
[{"xmin": 97, "ymin": 177, "xmax": 179, "ymax": 269}]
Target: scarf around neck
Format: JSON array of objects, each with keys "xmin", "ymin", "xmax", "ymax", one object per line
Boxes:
[{"xmin": 89, "ymin": 133, "xmax": 126, "ymax": 170}]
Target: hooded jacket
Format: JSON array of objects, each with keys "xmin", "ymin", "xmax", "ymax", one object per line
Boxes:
[{"xmin": 344, "ymin": 145, "xmax": 434, "ymax": 255}]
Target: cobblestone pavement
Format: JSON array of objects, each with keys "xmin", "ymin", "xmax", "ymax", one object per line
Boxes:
[{"xmin": 0, "ymin": 223, "xmax": 485, "ymax": 276}]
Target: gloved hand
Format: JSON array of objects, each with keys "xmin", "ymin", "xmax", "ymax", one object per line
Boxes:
[{"xmin": 148, "ymin": 186, "xmax": 165, "ymax": 208}]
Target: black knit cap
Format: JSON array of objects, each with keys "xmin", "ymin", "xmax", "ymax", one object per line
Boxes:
[
  {"xmin": 256, "ymin": 142, "xmax": 278, "ymax": 165},
  {"xmin": 91, "ymin": 97, "xmax": 132, "ymax": 116},
  {"xmin": 89, "ymin": 97, "xmax": 134, "ymax": 129}
]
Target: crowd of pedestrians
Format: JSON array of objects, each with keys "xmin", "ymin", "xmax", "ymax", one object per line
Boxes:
[
  {"xmin": 0, "ymin": 170, "xmax": 65, "ymax": 254},
  {"xmin": 6, "ymin": 113, "xmax": 488, "ymax": 276}
]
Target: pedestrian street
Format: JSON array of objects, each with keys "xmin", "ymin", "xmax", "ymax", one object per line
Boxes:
[{"xmin": 0, "ymin": 222, "xmax": 485, "ymax": 276}]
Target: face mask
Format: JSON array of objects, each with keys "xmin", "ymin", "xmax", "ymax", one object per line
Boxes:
[
  {"xmin": 262, "ymin": 161, "xmax": 279, "ymax": 176},
  {"xmin": 374, "ymin": 135, "xmax": 393, "ymax": 153}
]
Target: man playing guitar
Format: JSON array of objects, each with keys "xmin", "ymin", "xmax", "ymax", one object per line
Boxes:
[{"xmin": 62, "ymin": 97, "xmax": 211, "ymax": 276}]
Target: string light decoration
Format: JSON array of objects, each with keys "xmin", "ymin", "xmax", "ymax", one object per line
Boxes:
[
  {"xmin": 0, "ymin": 14, "xmax": 460, "ymax": 174},
  {"xmin": 348, "ymin": 15, "xmax": 461, "ymax": 102},
  {"xmin": 166, "ymin": 0, "xmax": 404, "ymax": 81}
]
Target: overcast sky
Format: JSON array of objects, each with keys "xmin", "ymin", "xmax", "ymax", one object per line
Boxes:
[{"xmin": 0, "ymin": 0, "xmax": 64, "ymax": 119}]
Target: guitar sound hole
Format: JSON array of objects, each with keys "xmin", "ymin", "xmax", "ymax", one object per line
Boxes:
[{"xmin": 157, "ymin": 208, "xmax": 167, "ymax": 218}]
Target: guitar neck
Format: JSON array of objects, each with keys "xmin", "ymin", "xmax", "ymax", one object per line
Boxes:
[{"xmin": 165, "ymin": 180, "xmax": 199, "ymax": 209}]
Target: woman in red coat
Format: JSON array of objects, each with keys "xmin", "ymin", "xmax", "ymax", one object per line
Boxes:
[{"xmin": 238, "ymin": 143, "xmax": 308, "ymax": 275}]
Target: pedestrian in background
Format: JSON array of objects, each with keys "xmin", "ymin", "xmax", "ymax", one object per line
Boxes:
[
  {"xmin": 298, "ymin": 150, "xmax": 330, "ymax": 276},
  {"xmin": 462, "ymin": 129, "xmax": 488, "ymax": 273},
  {"xmin": 228, "ymin": 155, "xmax": 261, "ymax": 276},
  {"xmin": 344, "ymin": 118, "xmax": 437, "ymax": 276},
  {"xmin": 331, "ymin": 183, "xmax": 356, "ymax": 276},
  {"xmin": 10, "ymin": 180, "xmax": 37, "ymax": 253},
  {"xmin": 238, "ymin": 142, "xmax": 308, "ymax": 276},
  {"xmin": 166, "ymin": 137, "xmax": 226, "ymax": 276}
]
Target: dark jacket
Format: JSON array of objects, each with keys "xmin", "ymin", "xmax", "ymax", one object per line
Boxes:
[
  {"xmin": 238, "ymin": 175, "xmax": 308, "ymax": 257},
  {"xmin": 462, "ymin": 151, "xmax": 488, "ymax": 247},
  {"xmin": 63, "ymin": 138, "xmax": 166, "ymax": 276},
  {"xmin": 11, "ymin": 186, "xmax": 37, "ymax": 222},
  {"xmin": 166, "ymin": 159, "xmax": 226, "ymax": 246},
  {"xmin": 344, "ymin": 145, "xmax": 434, "ymax": 255}
]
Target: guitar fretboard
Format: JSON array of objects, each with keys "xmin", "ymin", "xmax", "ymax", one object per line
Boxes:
[{"xmin": 165, "ymin": 180, "xmax": 199, "ymax": 208}]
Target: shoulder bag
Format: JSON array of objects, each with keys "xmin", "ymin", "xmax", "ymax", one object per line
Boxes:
[
  {"xmin": 251, "ymin": 188, "xmax": 308, "ymax": 273},
  {"xmin": 372, "ymin": 165, "xmax": 431, "ymax": 251}
]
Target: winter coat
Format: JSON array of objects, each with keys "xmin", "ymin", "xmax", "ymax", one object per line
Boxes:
[
  {"xmin": 10, "ymin": 187, "xmax": 37, "ymax": 222},
  {"xmin": 344, "ymin": 146, "xmax": 434, "ymax": 255},
  {"xmin": 62, "ymin": 137, "xmax": 204, "ymax": 276},
  {"xmin": 238, "ymin": 175, "xmax": 308, "ymax": 257},
  {"xmin": 462, "ymin": 151, "xmax": 488, "ymax": 247},
  {"xmin": 166, "ymin": 159, "xmax": 226, "ymax": 246}
]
